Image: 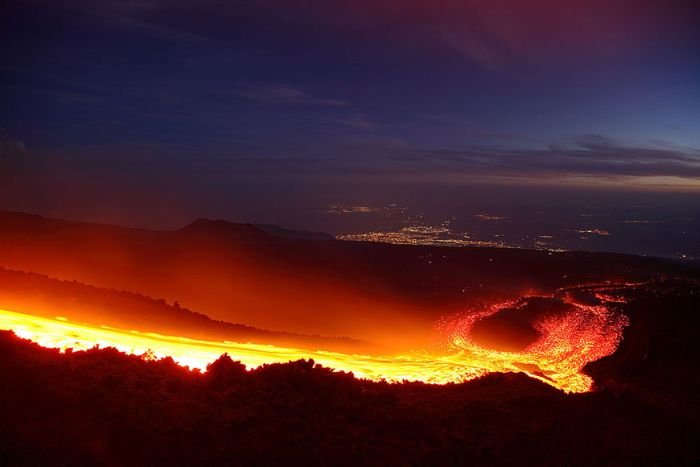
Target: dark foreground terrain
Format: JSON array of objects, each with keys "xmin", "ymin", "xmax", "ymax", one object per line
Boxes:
[{"xmin": 1, "ymin": 281, "xmax": 698, "ymax": 466}]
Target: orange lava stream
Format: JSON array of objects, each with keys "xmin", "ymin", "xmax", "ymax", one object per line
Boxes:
[
  {"xmin": 0, "ymin": 297, "xmax": 628, "ymax": 393},
  {"xmin": 438, "ymin": 297, "xmax": 629, "ymax": 393}
]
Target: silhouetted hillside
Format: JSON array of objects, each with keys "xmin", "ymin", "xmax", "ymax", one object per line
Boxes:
[
  {"xmin": 179, "ymin": 219, "xmax": 275, "ymax": 242},
  {"xmin": 255, "ymin": 223, "xmax": 335, "ymax": 241},
  {"xmin": 0, "ymin": 268, "xmax": 369, "ymax": 353}
]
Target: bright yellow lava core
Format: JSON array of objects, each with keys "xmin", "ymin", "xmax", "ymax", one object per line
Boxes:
[{"xmin": 0, "ymin": 297, "xmax": 628, "ymax": 393}]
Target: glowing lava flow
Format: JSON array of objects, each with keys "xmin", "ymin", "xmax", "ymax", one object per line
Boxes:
[
  {"xmin": 438, "ymin": 295, "xmax": 629, "ymax": 393},
  {"xmin": 0, "ymin": 294, "xmax": 628, "ymax": 393}
]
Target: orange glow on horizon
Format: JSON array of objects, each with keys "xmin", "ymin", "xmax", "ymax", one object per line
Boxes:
[{"xmin": 0, "ymin": 295, "xmax": 628, "ymax": 393}]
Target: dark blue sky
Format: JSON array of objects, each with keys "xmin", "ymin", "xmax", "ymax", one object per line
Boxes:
[{"xmin": 1, "ymin": 0, "xmax": 699, "ymax": 226}]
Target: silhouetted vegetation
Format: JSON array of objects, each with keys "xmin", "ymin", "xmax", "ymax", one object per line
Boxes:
[{"xmin": 1, "ymin": 283, "xmax": 698, "ymax": 466}]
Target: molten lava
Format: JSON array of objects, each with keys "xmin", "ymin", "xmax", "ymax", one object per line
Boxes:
[
  {"xmin": 0, "ymin": 290, "xmax": 628, "ymax": 393},
  {"xmin": 438, "ymin": 294, "xmax": 629, "ymax": 392}
]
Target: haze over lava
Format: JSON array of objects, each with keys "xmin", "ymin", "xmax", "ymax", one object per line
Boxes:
[{"xmin": 0, "ymin": 212, "xmax": 685, "ymax": 392}]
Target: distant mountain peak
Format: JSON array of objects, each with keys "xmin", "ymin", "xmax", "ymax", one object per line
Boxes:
[{"xmin": 178, "ymin": 219, "xmax": 271, "ymax": 240}]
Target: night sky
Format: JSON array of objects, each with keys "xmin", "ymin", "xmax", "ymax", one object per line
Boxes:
[{"xmin": 1, "ymin": 0, "xmax": 699, "ymax": 228}]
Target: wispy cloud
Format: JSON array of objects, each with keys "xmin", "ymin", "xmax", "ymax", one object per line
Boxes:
[
  {"xmin": 219, "ymin": 84, "xmax": 346, "ymax": 107},
  {"xmin": 393, "ymin": 136, "xmax": 700, "ymax": 186},
  {"xmin": 0, "ymin": 128, "xmax": 30, "ymax": 186},
  {"xmin": 0, "ymin": 128, "xmax": 28, "ymax": 162},
  {"xmin": 33, "ymin": 0, "xmax": 205, "ymax": 44},
  {"xmin": 1, "ymin": 84, "xmax": 107, "ymax": 105},
  {"xmin": 246, "ymin": 134, "xmax": 699, "ymax": 189}
]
